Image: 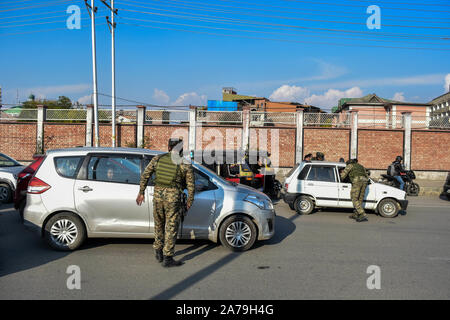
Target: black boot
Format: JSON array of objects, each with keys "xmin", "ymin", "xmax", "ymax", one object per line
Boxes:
[
  {"xmin": 155, "ymin": 249, "xmax": 163, "ymax": 263},
  {"xmin": 162, "ymin": 255, "xmax": 184, "ymax": 268},
  {"xmin": 356, "ymin": 215, "xmax": 368, "ymax": 222}
]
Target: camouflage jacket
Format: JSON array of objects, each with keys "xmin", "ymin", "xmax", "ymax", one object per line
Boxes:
[
  {"xmin": 139, "ymin": 153, "xmax": 195, "ymax": 207},
  {"xmin": 340, "ymin": 162, "xmax": 368, "ymax": 184}
]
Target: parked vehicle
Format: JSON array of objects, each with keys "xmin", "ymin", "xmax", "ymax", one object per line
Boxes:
[
  {"xmin": 379, "ymin": 170, "xmax": 420, "ymax": 196},
  {"xmin": 282, "ymin": 161, "xmax": 408, "ymax": 218},
  {"xmin": 14, "ymin": 154, "xmax": 45, "ymax": 221},
  {"xmin": 192, "ymin": 150, "xmax": 256, "ymax": 187},
  {"xmin": 443, "ymin": 172, "xmax": 450, "ymax": 200},
  {"xmin": 23, "ymin": 148, "xmax": 275, "ymax": 252},
  {"xmin": 245, "ymin": 150, "xmax": 282, "ymax": 199},
  {"xmin": 0, "ymin": 153, "xmax": 25, "ymax": 204}
]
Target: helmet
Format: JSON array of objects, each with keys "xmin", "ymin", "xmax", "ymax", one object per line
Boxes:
[{"xmin": 395, "ymin": 155, "xmax": 403, "ymax": 162}]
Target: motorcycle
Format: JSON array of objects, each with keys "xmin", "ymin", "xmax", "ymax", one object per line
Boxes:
[{"xmin": 379, "ymin": 170, "xmax": 420, "ymax": 196}]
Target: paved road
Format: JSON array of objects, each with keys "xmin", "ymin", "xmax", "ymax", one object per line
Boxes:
[{"xmin": 1, "ymin": 196, "xmax": 449, "ymax": 300}]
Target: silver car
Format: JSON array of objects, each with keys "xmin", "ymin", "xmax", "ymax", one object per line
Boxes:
[
  {"xmin": 0, "ymin": 153, "xmax": 25, "ymax": 203},
  {"xmin": 23, "ymin": 148, "xmax": 275, "ymax": 251}
]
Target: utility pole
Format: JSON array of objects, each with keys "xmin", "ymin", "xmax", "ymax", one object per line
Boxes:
[
  {"xmin": 102, "ymin": 0, "xmax": 118, "ymax": 147},
  {"xmin": 85, "ymin": 0, "xmax": 100, "ymax": 147}
]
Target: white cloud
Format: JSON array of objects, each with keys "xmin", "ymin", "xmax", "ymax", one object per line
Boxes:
[
  {"xmin": 304, "ymin": 87, "xmax": 363, "ymax": 109},
  {"xmin": 172, "ymin": 92, "xmax": 207, "ymax": 106},
  {"xmin": 153, "ymin": 88, "xmax": 170, "ymax": 105},
  {"xmin": 77, "ymin": 94, "xmax": 92, "ymax": 105},
  {"xmin": 444, "ymin": 73, "xmax": 450, "ymax": 92},
  {"xmin": 269, "ymin": 85, "xmax": 310, "ymax": 102},
  {"xmin": 26, "ymin": 83, "xmax": 90, "ymax": 99},
  {"xmin": 392, "ymin": 92, "xmax": 405, "ymax": 102}
]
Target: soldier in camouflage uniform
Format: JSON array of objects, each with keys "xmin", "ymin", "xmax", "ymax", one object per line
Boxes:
[
  {"xmin": 340, "ymin": 158, "xmax": 369, "ymax": 222},
  {"xmin": 136, "ymin": 138, "xmax": 195, "ymax": 267}
]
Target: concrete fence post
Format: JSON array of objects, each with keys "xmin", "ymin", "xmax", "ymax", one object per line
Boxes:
[
  {"xmin": 189, "ymin": 106, "xmax": 196, "ymax": 153},
  {"xmin": 85, "ymin": 104, "xmax": 93, "ymax": 147},
  {"xmin": 136, "ymin": 105, "xmax": 146, "ymax": 148},
  {"xmin": 295, "ymin": 109, "xmax": 304, "ymax": 163},
  {"xmin": 403, "ymin": 112, "xmax": 412, "ymax": 170},
  {"xmin": 242, "ymin": 108, "xmax": 250, "ymax": 151},
  {"xmin": 350, "ymin": 111, "xmax": 358, "ymax": 159},
  {"xmin": 36, "ymin": 105, "xmax": 46, "ymax": 154}
]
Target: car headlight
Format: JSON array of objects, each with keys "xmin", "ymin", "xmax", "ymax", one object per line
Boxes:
[{"xmin": 244, "ymin": 195, "xmax": 273, "ymax": 210}]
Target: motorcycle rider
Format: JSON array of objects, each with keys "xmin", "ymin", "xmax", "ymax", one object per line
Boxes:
[{"xmin": 389, "ymin": 156, "xmax": 406, "ymax": 191}]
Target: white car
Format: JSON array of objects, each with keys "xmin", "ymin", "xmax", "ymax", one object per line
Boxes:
[
  {"xmin": 281, "ymin": 161, "xmax": 408, "ymax": 218},
  {"xmin": 0, "ymin": 153, "xmax": 25, "ymax": 203}
]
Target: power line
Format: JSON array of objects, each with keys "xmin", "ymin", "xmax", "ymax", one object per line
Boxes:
[
  {"xmin": 118, "ymin": 8, "xmax": 450, "ymax": 40},
  {"xmin": 133, "ymin": 0, "xmax": 450, "ymax": 22},
  {"xmin": 281, "ymin": 0, "xmax": 450, "ymax": 13},
  {"xmin": 0, "ymin": 16, "xmax": 106, "ymax": 29},
  {"xmin": 0, "ymin": 23, "xmax": 106, "ymax": 36},
  {"xmin": 343, "ymin": 0, "xmax": 450, "ymax": 6},
  {"xmin": 117, "ymin": 2, "xmax": 450, "ymax": 30},
  {"xmin": 0, "ymin": 11, "xmax": 106, "ymax": 26},
  {"xmin": 118, "ymin": 15, "xmax": 449, "ymax": 46},
  {"xmin": 0, "ymin": 0, "xmax": 73, "ymax": 13},
  {"xmin": 118, "ymin": 21, "xmax": 450, "ymax": 51}
]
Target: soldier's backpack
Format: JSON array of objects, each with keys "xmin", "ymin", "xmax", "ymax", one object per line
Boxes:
[
  {"xmin": 154, "ymin": 153, "xmax": 180, "ymax": 187},
  {"xmin": 387, "ymin": 163, "xmax": 396, "ymax": 176}
]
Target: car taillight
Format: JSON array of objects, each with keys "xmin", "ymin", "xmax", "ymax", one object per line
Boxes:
[
  {"xmin": 285, "ymin": 183, "xmax": 289, "ymax": 189},
  {"xmin": 27, "ymin": 177, "xmax": 51, "ymax": 194}
]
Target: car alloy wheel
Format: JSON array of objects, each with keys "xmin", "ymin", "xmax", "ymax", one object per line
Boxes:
[
  {"xmin": 225, "ymin": 221, "xmax": 252, "ymax": 248},
  {"xmin": 50, "ymin": 219, "xmax": 78, "ymax": 246},
  {"xmin": 219, "ymin": 215, "xmax": 257, "ymax": 252},
  {"xmin": 0, "ymin": 184, "xmax": 11, "ymax": 203}
]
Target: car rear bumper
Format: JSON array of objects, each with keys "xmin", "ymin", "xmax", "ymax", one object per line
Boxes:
[
  {"xmin": 398, "ymin": 200, "xmax": 408, "ymax": 211},
  {"xmin": 281, "ymin": 190, "xmax": 297, "ymax": 207}
]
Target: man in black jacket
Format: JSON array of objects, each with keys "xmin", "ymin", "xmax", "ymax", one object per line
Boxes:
[{"xmin": 390, "ymin": 156, "xmax": 406, "ymax": 191}]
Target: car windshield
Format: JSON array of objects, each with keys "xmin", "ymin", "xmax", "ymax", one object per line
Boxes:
[
  {"xmin": 0, "ymin": 154, "xmax": 21, "ymax": 167},
  {"xmin": 193, "ymin": 161, "xmax": 234, "ymax": 186}
]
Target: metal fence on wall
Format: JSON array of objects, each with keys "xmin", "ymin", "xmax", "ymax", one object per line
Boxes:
[{"xmin": 1, "ymin": 107, "xmax": 450, "ymax": 130}]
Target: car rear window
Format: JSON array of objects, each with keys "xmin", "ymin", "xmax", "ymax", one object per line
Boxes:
[
  {"xmin": 286, "ymin": 163, "xmax": 300, "ymax": 178},
  {"xmin": 54, "ymin": 156, "xmax": 84, "ymax": 179},
  {"xmin": 297, "ymin": 165, "xmax": 311, "ymax": 180}
]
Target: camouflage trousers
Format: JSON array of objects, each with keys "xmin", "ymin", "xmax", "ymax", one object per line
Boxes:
[
  {"xmin": 351, "ymin": 177, "xmax": 368, "ymax": 216},
  {"xmin": 153, "ymin": 187, "xmax": 182, "ymax": 257}
]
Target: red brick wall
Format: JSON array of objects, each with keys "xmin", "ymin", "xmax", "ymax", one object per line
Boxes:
[
  {"xmin": 249, "ymin": 128, "xmax": 295, "ymax": 167},
  {"xmin": 0, "ymin": 122, "xmax": 37, "ymax": 161},
  {"xmin": 144, "ymin": 125, "xmax": 189, "ymax": 151},
  {"xmin": 196, "ymin": 126, "xmax": 242, "ymax": 151},
  {"xmin": 44, "ymin": 123, "xmax": 85, "ymax": 151},
  {"xmin": 412, "ymin": 131, "xmax": 450, "ymax": 171},
  {"xmin": 303, "ymin": 128, "xmax": 350, "ymax": 162},
  {"xmin": 358, "ymin": 129, "xmax": 403, "ymax": 169}
]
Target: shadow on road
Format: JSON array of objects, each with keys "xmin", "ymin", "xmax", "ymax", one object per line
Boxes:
[
  {"xmin": 149, "ymin": 251, "xmax": 241, "ymax": 300},
  {"xmin": 0, "ymin": 204, "xmax": 71, "ymax": 277}
]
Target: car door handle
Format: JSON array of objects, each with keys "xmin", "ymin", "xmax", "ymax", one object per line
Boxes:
[
  {"xmin": 307, "ymin": 183, "xmax": 314, "ymax": 186},
  {"xmin": 78, "ymin": 186, "xmax": 93, "ymax": 192},
  {"xmin": 342, "ymin": 185, "xmax": 349, "ymax": 188}
]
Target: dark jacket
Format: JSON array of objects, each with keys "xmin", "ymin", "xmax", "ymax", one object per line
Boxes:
[{"xmin": 393, "ymin": 161, "xmax": 405, "ymax": 176}]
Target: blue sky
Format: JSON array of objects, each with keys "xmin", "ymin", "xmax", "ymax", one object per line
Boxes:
[{"xmin": 0, "ymin": 0, "xmax": 449, "ymax": 111}]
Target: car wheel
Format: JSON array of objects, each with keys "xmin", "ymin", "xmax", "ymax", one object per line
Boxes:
[
  {"xmin": 219, "ymin": 215, "xmax": 257, "ymax": 252},
  {"xmin": 377, "ymin": 198, "xmax": 399, "ymax": 218},
  {"xmin": 0, "ymin": 183, "xmax": 12, "ymax": 204},
  {"xmin": 44, "ymin": 212, "xmax": 86, "ymax": 251},
  {"xmin": 294, "ymin": 196, "xmax": 314, "ymax": 215},
  {"xmin": 406, "ymin": 183, "xmax": 420, "ymax": 196}
]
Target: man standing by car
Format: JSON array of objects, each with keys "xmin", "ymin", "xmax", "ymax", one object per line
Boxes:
[
  {"xmin": 136, "ymin": 138, "xmax": 195, "ymax": 267},
  {"xmin": 340, "ymin": 158, "xmax": 369, "ymax": 222}
]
